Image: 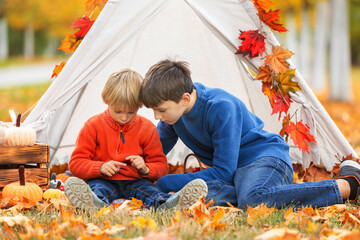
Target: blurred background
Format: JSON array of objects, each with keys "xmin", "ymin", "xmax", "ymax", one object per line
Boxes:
[{"xmin": 0, "ymin": 0, "xmax": 359, "ymax": 152}]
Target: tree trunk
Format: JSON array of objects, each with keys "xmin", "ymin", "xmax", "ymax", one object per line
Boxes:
[
  {"xmin": 285, "ymin": 13, "xmax": 298, "ymax": 66},
  {"xmin": 24, "ymin": 23, "xmax": 35, "ymax": 59},
  {"xmin": 329, "ymin": 0, "xmax": 352, "ymax": 101},
  {"xmin": 44, "ymin": 36, "xmax": 58, "ymax": 57},
  {"xmin": 312, "ymin": 1, "xmax": 330, "ymax": 92},
  {"xmin": 299, "ymin": 8, "xmax": 311, "ymax": 85},
  {"xmin": 0, "ymin": 18, "xmax": 8, "ymax": 60}
]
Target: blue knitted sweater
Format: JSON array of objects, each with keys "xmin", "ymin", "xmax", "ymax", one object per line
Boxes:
[{"xmin": 157, "ymin": 82, "xmax": 291, "ymax": 192}]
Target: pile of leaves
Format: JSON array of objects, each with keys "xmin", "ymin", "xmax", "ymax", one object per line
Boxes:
[{"xmin": 1, "ymin": 193, "xmax": 360, "ymax": 240}]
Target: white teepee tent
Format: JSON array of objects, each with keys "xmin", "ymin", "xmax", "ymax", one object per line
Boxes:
[{"xmin": 23, "ymin": 0, "xmax": 357, "ymax": 170}]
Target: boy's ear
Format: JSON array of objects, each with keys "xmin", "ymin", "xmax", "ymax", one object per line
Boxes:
[{"xmin": 181, "ymin": 93, "xmax": 191, "ymax": 105}]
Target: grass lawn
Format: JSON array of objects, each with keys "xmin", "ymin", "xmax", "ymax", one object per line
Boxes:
[{"xmin": 0, "ymin": 82, "xmax": 51, "ymax": 122}]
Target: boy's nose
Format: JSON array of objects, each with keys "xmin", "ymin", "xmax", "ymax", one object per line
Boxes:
[{"xmin": 154, "ymin": 112, "xmax": 161, "ymax": 120}]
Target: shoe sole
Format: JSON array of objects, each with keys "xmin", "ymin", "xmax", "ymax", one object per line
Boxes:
[
  {"xmin": 177, "ymin": 179, "xmax": 208, "ymax": 209},
  {"xmin": 64, "ymin": 177, "xmax": 97, "ymax": 210},
  {"xmin": 340, "ymin": 159, "xmax": 360, "ymax": 170}
]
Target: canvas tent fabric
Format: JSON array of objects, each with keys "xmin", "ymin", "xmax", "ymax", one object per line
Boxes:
[{"xmin": 22, "ymin": 0, "xmax": 357, "ymax": 171}]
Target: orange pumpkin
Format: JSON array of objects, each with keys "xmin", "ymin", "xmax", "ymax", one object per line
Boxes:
[
  {"xmin": 57, "ymin": 173, "xmax": 71, "ymax": 183},
  {"xmin": 2, "ymin": 165, "xmax": 43, "ymax": 202}
]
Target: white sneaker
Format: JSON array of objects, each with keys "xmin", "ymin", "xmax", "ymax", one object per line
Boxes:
[
  {"xmin": 64, "ymin": 177, "xmax": 106, "ymax": 210},
  {"xmin": 159, "ymin": 178, "xmax": 208, "ymax": 210}
]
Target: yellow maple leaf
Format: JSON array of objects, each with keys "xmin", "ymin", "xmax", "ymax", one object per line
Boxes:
[
  {"xmin": 265, "ymin": 45, "xmax": 294, "ymax": 74},
  {"xmin": 51, "ymin": 61, "xmax": 66, "ymax": 78},
  {"xmin": 131, "ymin": 217, "xmax": 157, "ymax": 230},
  {"xmin": 276, "ymin": 68, "xmax": 300, "ymax": 94},
  {"xmin": 58, "ymin": 33, "xmax": 82, "ymax": 54}
]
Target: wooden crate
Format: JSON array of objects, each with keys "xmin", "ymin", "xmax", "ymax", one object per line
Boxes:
[{"xmin": 0, "ymin": 143, "xmax": 50, "ymax": 191}]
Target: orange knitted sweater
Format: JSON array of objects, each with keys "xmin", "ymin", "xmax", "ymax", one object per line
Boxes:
[{"xmin": 69, "ymin": 109, "xmax": 168, "ymax": 181}]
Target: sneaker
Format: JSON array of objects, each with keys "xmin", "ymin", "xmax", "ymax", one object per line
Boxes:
[
  {"xmin": 338, "ymin": 159, "xmax": 360, "ymax": 201},
  {"xmin": 158, "ymin": 178, "xmax": 208, "ymax": 210},
  {"xmin": 64, "ymin": 177, "xmax": 106, "ymax": 210}
]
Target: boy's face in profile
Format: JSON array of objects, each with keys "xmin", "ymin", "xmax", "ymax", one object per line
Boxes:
[
  {"xmin": 109, "ymin": 105, "xmax": 138, "ymax": 125},
  {"xmin": 152, "ymin": 100, "xmax": 187, "ymax": 125}
]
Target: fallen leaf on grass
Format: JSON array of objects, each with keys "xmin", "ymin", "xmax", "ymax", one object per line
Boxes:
[
  {"xmin": 246, "ymin": 204, "xmax": 275, "ymax": 226},
  {"xmin": 254, "ymin": 227, "xmax": 301, "ymax": 240}
]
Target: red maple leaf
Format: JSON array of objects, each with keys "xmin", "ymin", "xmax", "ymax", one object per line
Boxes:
[
  {"xmin": 71, "ymin": 16, "xmax": 95, "ymax": 39},
  {"xmin": 286, "ymin": 121, "xmax": 316, "ymax": 153},
  {"xmin": 236, "ymin": 30, "xmax": 266, "ymax": 58},
  {"xmin": 258, "ymin": 9, "xmax": 288, "ymax": 32},
  {"xmin": 271, "ymin": 92, "xmax": 292, "ymax": 120}
]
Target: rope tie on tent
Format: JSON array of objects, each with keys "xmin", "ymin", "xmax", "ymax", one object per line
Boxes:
[
  {"xmin": 290, "ymin": 93, "xmax": 318, "ymax": 138},
  {"xmin": 27, "ymin": 111, "xmax": 54, "ymax": 132}
]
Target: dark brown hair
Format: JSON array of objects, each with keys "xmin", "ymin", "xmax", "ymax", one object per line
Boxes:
[{"xmin": 140, "ymin": 59, "xmax": 194, "ymax": 107}]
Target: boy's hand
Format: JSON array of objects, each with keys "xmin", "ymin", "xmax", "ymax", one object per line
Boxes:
[
  {"xmin": 100, "ymin": 160, "xmax": 126, "ymax": 177},
  {"xmin": 126, "ymin": 155, "xmax": 149, "ymax": 176}
]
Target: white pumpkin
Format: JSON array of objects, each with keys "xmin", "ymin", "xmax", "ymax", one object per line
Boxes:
[
  {"xmin": 5, "ymin": 126, "xmax": 36, "ymax": 146},
  {"xmin": 4, "ymin": 113, "xmax": 36, "ymax": 147},
  {"xmin": 0, "ymin": 126, "xmax": 6, "ymax": 145}
]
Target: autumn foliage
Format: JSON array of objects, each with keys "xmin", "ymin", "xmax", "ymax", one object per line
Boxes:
[{"xmin": 235, "ymin": 0, "xmax": 315, "ymax": 154}]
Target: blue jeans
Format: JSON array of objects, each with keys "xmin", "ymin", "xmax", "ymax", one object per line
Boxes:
[
  {"xmin": 206, "ymin": 157, "xmax": 343, "ymax": 209},
  {"xmin": 87, "ymin": 178, "xmax": 171, "ymax": 209}
]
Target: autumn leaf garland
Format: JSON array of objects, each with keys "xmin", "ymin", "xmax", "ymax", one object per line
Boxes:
[
  {"xmin": 236, "ymin": 0, "xmax": 316, "ymax": 153},
  {"xmin": 52, "ymin": 0, "xmax": 105, "ymax": 78}
]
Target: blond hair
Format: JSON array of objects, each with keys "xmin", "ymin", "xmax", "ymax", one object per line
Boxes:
[{"xmin": 102, "ymin": 69, "xmax": 143, "ymax": 109}]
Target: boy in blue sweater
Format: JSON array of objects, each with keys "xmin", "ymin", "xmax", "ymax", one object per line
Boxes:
[{"xmin": 140, "ymin": 59, "xmax": 360, "ymax": 209}]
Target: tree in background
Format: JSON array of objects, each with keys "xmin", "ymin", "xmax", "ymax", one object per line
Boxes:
[
  {"xmin": 273, "ymin": 0, "xmax": 352, "ymax": 102},
  {"xmin": 0, "ymin": 0, "xmax": 8, "ymax": 60},
  {"xmin": 2, "ymin": 0, "xmax": 84, "ymax": 59}
]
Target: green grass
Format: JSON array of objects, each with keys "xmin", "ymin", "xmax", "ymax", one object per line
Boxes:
[{"xmin": 0, "ymin": 82, "xmax": 51, "ymax": 121}]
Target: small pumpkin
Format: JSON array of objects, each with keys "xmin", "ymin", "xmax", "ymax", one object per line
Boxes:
[
  {"xmin": 2, "ymin": 165, "xmax": 43, "ymax": 202},
  {"xmin": 5, "ymin": 114, "xmax": 36, "ymax": 147},
  {"xmin": 0, "ymin": 126, "xmax": 6, "ymax": 145},
  {"xmin": 43, "ymin": 188, "xmax": 64, "ymax": 200}
]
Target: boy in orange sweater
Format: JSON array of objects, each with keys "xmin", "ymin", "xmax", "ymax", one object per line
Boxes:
[{"xmin": 65, "ymin": 69, "xmax": 207, "ymax": 211}]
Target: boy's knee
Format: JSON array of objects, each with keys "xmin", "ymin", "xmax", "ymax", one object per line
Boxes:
[
  {"xmin": 237, "ymin": 188, "xmax": 267, "ymax": 209},
  {"xmin": 156, "ymin": 177, "xmax": 169, "ymax": 192}
]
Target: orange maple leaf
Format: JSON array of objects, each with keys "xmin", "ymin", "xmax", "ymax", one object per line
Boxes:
[
  {"xmin": 265, "ymin": 45, "xmax": 294, "ymax": 74},
  {"xmin": 256, "ymin": 65, "xmax": 274, "ymax": 83},
  {"xmin": 252, "ymin": 0, "xmax": 274, "ymax": 12},
  {"xmin": 246, "ymin": 204, "xmax": 274, "ymax": 225},
  {"xmin": 286, "ymin": 121, "xmax": 316, "ymax": 154},
  {"xmin": 330, "ymin": 163, "xmax": 340, "ymax": 179},
  {"xmin": 258, "ymin": 8, "xmax": 288, "ymax": 32},
  {"xmin": 279, "ymin": 114, "xmax": 290, "ymax": 141},
  {"xmin": 85, "ymin": 0, "xmax": 108, "ymax": 11},
  {"xmin": 261, "ymin": 82, "xmax": 276, "ymax": 107},
  {"xmin": 50, "ymin": 163, "xmax": 69, "ymax": 175},
  {"xmin": 304, "ymin": 162, "xmax": 331, "ymax": 182},
  {"xmin": 51, "ymin": 61, "xmax": 66, "ymax": 78},
  {"xmin": 58, "ymin": 33, "xmax": 82, "ymax": 54},
  {"xmin": 276, "ymin": 68, "xmax": 301, "ymax": 94}
]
